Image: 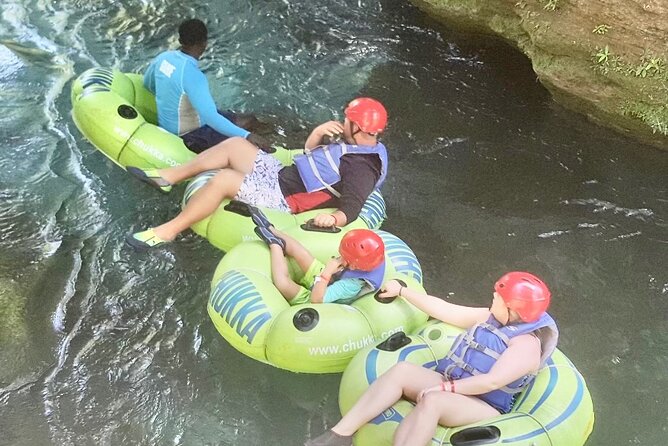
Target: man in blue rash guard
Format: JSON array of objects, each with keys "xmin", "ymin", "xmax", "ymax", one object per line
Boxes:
[{"xmin": 144, "ymin": 18, "xmax": 272, "ymax": 153}]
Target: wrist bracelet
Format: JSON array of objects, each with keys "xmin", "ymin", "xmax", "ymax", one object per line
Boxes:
[
  {"xmin": 398, "ymin": 286, "xmax": 404, "ymax": 297},
  {"xmin": 449, "ymin": 378, "xmax": 455, "ymax": 393},
  {"xmin": 440, "ymin": 381, "xmax": 446, "ymax": 392},
  {"xmin": 319, "ymin": 274, "xmax": 331, "ymax": 283}
]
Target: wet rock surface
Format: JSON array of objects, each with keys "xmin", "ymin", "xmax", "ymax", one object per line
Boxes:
[{"xmin": 411, "ymin": 0, "xmax": 668, "ymax": 150}]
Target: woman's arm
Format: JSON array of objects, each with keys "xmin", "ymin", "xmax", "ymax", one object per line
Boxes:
[{"xmin": 379, "ymin": 280, "xmax": 490, "ymax": 329}]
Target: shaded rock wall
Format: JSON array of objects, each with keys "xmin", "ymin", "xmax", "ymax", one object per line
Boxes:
[{"xmin": 411, "ymin": 0, "xmax": 668, "ymax": 150}]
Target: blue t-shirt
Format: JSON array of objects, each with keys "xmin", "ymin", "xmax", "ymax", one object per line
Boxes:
[
  {"xmin": 322, "ymin": 278, "xmax": 365, "ymax": 304},
  {"xmin": 143, "ymin": 50, "xmax": 249, "ymax": 138}
]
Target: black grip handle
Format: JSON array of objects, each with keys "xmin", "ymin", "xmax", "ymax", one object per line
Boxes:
[
  {"xmin": 375, "ymin": 279, "xmax": 408, "ymax": 304},
  {"xmin": 224, "ymin": 200, "xmax": 252, "ymax": 217},
  {"xmin": 300, "ymin": 219, "xmax": 341, "ymax": 233}
]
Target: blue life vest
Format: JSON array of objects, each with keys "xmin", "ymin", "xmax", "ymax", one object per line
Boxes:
[
  {"xmin": 436, "ymin": 313, "xmax": 559, "ymax": 413},
  {"xmin": 293, "ymin": 142, "xmax": 388, "ymax": 197},
  {"xmin": 333, "ymin": 260, "xmax": 386, "ymax": 295}
]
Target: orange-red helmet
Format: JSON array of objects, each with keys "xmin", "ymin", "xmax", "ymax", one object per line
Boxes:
[
  {"xmin": 494, "ymin": 272, "xmax": 551, "ymax": 322},
  {"xmin": 344, "ymin": 97, "xmax": 388, "ymax": 134},
  {"xmin": 338, "ymin": 229, "xmax": 385, "ymax": 271}
]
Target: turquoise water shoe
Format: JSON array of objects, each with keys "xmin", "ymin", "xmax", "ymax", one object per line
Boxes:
[
  {"xmin": 125, "ymin": 229, "xmax": 169, "ymax": 251},
  {"xmin": 249, "ymin": 205, "xmax": 274, "ymax": 228},
  {"xmin": 254, "ymin": 226, "xmax": 285, "ymax": 252},
  {"xmin": 127, "ymin": 167, "xmax": 173, "ymax": 193}
]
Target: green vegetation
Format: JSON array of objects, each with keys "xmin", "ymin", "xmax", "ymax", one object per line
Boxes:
[
  {"xmin": 621, "ymin": 102, "xmax": 668, "ymax": 135},
  {"xmin": 592, "ymin": 46, "xmax": 667, "ymax": 80},
  {"xmin": 540, "ymin": 0, "xmax": 559, "ymax": 11},
  {"xmin": 589, "ymin": 45, "xmax": 668, "ymax": 135},
  {"xmin": 595, "ymin": 45, "xmax": 610, "ymax": 64},
  {"xmin": 592, "ymin": 46, "xmax": 615, "ymax": 74},
  {"xmin": 592, "ymin": 24, "xmax": 610, "ymax": 35},
  {"xmin": 632, "ymin": 52, "xmax": 665, "ymax": 78}
]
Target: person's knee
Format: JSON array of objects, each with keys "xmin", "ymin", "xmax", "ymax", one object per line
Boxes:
[
  {"xmin": 208, "ymin": 171, "xmax": 228, "ymax": 188},
  {"xmin": 274, "ymin": 279, "xmax": 299, "ymax": 301},
  {"xmin": 272, "ymin": 273, "xmax": 294, "ymax": 292},
  {"xmin": 388, "ymin": 361, "xmax": 417, "ymax": 377},
  {"xmin": 419, "ymin": 391, "xmax": 446, "ymax": 411},
  {"xmin": 198, "ymin": 169, "xmax": 240, "ymax": 200},
  {"xmin": 210, "ymin": 169, "xmax": 240, "ymax": 192},
  {"xmin": 210, "ymin": 136, "xmax": 244, "ymax": 154},
  {"xmin": 226, "ymin": 136, "xmax": 247, "ymax": 145}
]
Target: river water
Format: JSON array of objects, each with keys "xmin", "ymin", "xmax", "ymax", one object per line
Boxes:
[{"xmin": 0, "ymin": 0, "xmax": 666, "ymax": 445}]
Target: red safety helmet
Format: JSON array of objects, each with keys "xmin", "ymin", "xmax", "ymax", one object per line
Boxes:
[
  {"xmin": 339, "ymin": 229, "xmax": 385, "ymax": 271},
  {"xmin": 494, "ymin": 272, "xmax": 551, "ymax": 322},
  {"xmin": 344, "ymin": 97, "xmax": 388, "ymax": 134}
]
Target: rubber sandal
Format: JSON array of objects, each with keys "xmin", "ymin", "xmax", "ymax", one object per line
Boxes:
[
  {"xmin": 125, "ymin": 228, "xmax": 169, "ymax": 251},
  {"xmin": 127, "ymin": 167, "xmax": 173, "ymax": 193},
  {"xmin": 254, "ymin": 226, "xmax": 285, "ymax": 252}
]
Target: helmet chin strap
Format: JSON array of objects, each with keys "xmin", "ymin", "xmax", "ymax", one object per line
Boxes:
[{"xmin": 347, "ymin": 120, "xmax": 362, "ymax": 143}]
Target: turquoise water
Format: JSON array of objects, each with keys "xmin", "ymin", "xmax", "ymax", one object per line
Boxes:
[{"xmin": 1, "ymin": 0, "xmax": 667, "ymax": 445}]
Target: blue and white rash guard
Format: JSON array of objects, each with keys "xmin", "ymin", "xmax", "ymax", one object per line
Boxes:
[{"xmin": 143, "ymin": 50, "xmax": 250, "ymax": 138}]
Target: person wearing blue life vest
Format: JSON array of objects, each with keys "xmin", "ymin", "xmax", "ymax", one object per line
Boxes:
[
  {"xmin": 125, "ymin": 98, "xmax": 388, "ymax": 251},
  {"xmin": 143, "ymin": 18, "xmax": 271, "ymax": 153},
  {"xmin": 250, "ymin": 208, "xmax": 385, "ymax": 304},
  {"xmin": 305, "ymin": 272, "xmax": 559, "ymax": 446}
]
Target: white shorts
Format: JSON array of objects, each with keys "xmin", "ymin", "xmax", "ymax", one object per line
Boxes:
[{"xmin": 235, "ymin": 151, "xmax": 291, "ymax": 212}]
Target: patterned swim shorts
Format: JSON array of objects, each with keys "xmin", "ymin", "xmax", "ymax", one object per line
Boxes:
[{"xmin": 235, "ymin": 151, "xmax": 291, "ymax": 212}]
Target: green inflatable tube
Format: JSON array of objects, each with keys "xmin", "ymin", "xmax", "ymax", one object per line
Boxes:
[
  {"xmin": 182, "ymin": 172, "xmax": 386, "ymax": 252},
  {"xmin": 339, "ymin": 321, "xmax": 595, "ymax": 445},
  {"xmin": 207, "ymin": 228, "xmax": 428, "ymax": 374},
  {"xmin": 71, "ymin": 67, "xmax": 195, "ymax": 168},
  {"xmin": 71, "ymin": 68, "xmax": 387, "ymax": 252}
]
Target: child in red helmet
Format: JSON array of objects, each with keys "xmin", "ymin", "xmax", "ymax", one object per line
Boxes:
[{"xmin": 250, "ymin": 207, "xmax": 386, "ymax": 304}]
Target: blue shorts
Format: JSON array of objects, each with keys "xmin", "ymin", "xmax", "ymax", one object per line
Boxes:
[{"xmin": 181, "ymin": 110, "xmax": 239, "ymax": 154}]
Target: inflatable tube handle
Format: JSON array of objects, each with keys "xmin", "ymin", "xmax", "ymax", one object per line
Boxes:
[
  {"xmin": 224, "ymin": 200, "xmax": 253, "ymax": 217},
  {"xmin": 376, "ymin": 331, "xmax": 411, "ymax": 352},
  {"xmin": 300, "ymin": 219, "xmax": 341, "ymax": 233},
  {"xmin": 374, "ymin": 279, "xmax": 407, "ymax": 304},
  {"xmin": 450, "ymin": 426, "xmax": 501, "ymax": 446}
]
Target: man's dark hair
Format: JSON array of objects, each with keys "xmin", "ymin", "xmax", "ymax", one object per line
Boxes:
[{"xmin": 179, "ymin": 19, "xmax": 208, "ymax": 46}]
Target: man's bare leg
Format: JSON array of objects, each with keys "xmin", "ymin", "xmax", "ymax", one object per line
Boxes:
[
  {"xmin": 151, "ymin": 169, "xmax": 245, "ymax": 240},
  {"xmin": 157, "ymin": 137, "xmax": 259, "ymax": 184}
]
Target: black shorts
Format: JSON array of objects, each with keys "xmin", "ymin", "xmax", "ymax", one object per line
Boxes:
[{"xmin": 181, "ymin": 110, "xmax": 238, "ymax": 154}]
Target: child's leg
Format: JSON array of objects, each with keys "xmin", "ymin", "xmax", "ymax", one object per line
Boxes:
[
  {"xmin": 267, "ymin": 244, "xmax": 302, "ymax": 301},
  {"xmin": 270, "ymin": 228, "xmax": 316, "ymax": 274}
]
